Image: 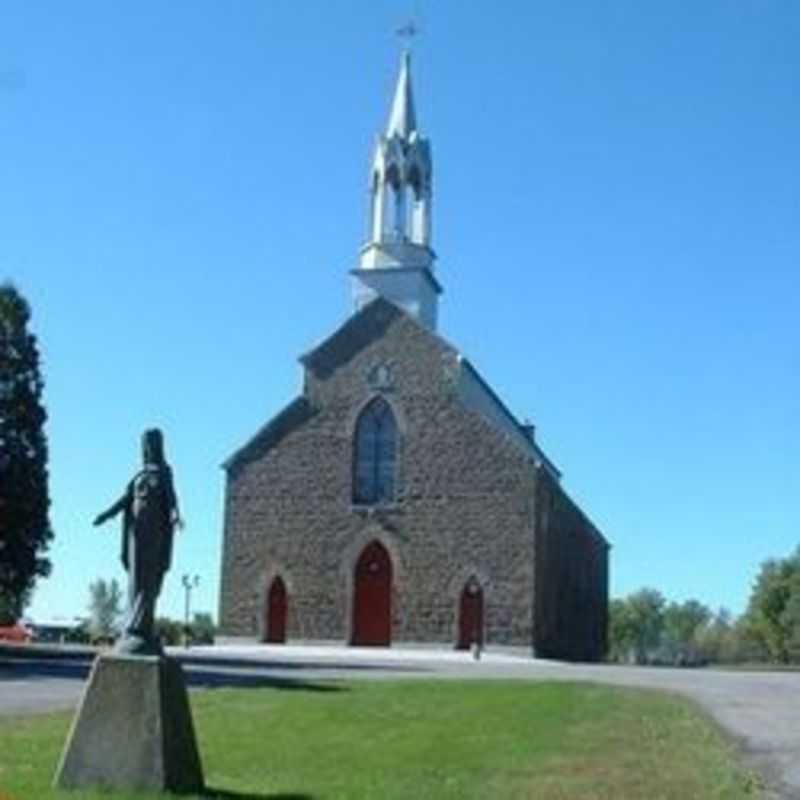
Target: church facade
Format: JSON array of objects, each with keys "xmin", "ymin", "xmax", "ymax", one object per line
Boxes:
[{"xmin": 218, "ymin": 54, "xmax": 609, "ymax": 660}]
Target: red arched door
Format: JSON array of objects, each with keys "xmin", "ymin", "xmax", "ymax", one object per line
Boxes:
[
  {"xmin": 352, "ymin": 541, "xmax": 392, "ymax": 646},
  {"xmin": 265, "ymin": 576, "xmax": 287, "ymax": 644},
  {"xmin": 457, "ymin": 578, "xmax": 484, "ymax": 650}
]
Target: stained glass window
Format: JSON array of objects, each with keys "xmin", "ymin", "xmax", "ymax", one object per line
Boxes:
[{"xmin": 353, "ymin": 397, "xmax": 397, "ymax": 504}]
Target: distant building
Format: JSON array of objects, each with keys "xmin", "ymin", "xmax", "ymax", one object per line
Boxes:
[{"xmin": 219, "ymin": 54, "xmax": 609, "ymax": 659}]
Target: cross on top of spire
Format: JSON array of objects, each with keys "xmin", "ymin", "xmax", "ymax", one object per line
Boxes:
[{"xmin": 395, "ymin": 20, "xmax": 419, "ymax": 45}]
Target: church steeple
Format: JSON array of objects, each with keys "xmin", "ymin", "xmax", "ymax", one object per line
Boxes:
[
  {"xmin": 351, "ymin": 51, "xmax": 441, "ymax": 331},
  {"xmin": 386, "ymin": 51, "xmax": 417, "ymax": 139}
]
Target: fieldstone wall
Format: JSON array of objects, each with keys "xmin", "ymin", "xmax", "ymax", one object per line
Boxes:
[
  {"xmin": 219, "ymin": 299, "xmax": 609, "ymax": 659},
  {"xmin": 533, "ymin": 467, "xmax": 609, "ymax": 661}
]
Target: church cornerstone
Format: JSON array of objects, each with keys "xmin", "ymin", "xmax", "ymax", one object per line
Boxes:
[{"xmin": 54, "ymin": 654, "xmax": 204, "ymax": 794}]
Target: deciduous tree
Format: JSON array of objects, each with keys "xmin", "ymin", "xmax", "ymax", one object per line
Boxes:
[
  {"xmin": 607, "ymin": 588, "xmax": 666, "ymax": 664},
  {"xmin": 627, "ymin": 588, "xmax": 665, "ymax": 663},
  {"xmin": 662, "ymin": 599, "xmax": 711, "ymax": 664},
  {"xmin": 780, "ymin": 568, "xmax": 800, "ymax": 663},
  {"xmin": 88, "ymin": 578, "xmax": 123, "ymax": 640},
  {"xmin": 608, "ymin": 598, "xmax": 637, "ymax": 662},
  {"xmin": 744, "ymin": 548, "xmax": 800, "ymax": 663}
]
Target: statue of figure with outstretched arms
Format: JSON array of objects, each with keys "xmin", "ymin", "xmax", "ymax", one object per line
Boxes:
[{"xmin": 94, "ymin": 428, "xmax": 183, "ymax": 655}]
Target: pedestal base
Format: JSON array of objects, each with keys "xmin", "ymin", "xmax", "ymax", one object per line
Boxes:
[{"xmin": 54, "ymin": 654, "xmax": 204, "ymax": 794}]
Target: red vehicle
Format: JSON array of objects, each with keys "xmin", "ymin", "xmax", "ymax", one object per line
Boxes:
[{"xmin": 0, "ymin": 622, "xmax": 33, "ymax": 643}]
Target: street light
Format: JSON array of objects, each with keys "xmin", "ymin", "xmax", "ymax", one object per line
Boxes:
[{"xmin": 181, "ymin": 574, "xmax": 199, "ymax": 648}]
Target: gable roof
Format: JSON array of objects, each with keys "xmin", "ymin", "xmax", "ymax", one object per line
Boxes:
[
  {"xmin": 458, "ymin": 356, "xmax": 562, "ymax": 479},
  {"xmin": 225, "ymin": 298, "xmax": 443, "ymax": 472},
  {"xmin": 536, "ymin": 465, "xmax": 611, "ymax": 550},
  {"xmin": 299, "ymin": 295, "xmax": 456, "ymax": 379},
  {"xmin": 228, "ymin": 296, "xmax": 562, "ymax": 478},
  {"xmin": 223, "ymin": 396, "xmax": 314, "ymax": 473}
]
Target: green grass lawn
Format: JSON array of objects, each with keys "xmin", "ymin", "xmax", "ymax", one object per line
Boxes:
[{"xmin": 0, "ymin": 680, "xmax": 762, "ymax": 800}]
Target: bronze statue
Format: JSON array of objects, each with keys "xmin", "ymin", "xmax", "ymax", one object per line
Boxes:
[{"xmin": 94, "ymin": 429, "xmax": 183, "ymax": 655}]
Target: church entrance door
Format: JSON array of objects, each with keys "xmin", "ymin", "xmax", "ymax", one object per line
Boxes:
[
  {"xmin": 265, "ymin": 576, "xmax": 287, "ymax": 644},
  {"xmin": 352, "ymin": 541, "xmax": 392, "ymax": 646},
  {"xmin": 457, "ymin": 578, "xmax": 484, "ymax": 650}
]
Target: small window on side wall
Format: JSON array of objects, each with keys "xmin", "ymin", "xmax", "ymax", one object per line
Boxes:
[{"xmin": 353, "ymin": 396, "xmax": 397, "ymax": 505}]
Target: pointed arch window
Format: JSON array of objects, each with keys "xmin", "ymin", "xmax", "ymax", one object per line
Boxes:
[{"xmin": 353, "ymin": 396, "xmax": 397, "ymax": 505}]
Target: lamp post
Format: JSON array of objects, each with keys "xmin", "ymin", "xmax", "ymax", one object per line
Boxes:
[{"xmin": 182, "ymin": 574, "xmax": 199, "ymax": 648}]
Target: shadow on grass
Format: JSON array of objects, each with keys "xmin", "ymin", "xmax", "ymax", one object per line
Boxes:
[
  {"xmin": 0, "ymin": 644, "xmax": 432, "ymax": 676},
  {"xmin": 178, "ymin": 654, "xmax": 429, "ymax": 675},
  {"xmin": 186, "ymin": 671, "xmax": 346, "ymax": 692},
  {"xmin": 204, "ymin": 790, "xmax": 315, "ymax": 800}
]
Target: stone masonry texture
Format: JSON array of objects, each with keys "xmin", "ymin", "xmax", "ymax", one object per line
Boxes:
[{"xmin": 219, "ymin": 299, "xmax": 609, "ymax": 660}]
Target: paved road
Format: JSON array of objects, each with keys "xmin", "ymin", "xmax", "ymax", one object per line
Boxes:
[{"xmin": 1, "ymin": 644, "xmax": 798, "ymax": 798}]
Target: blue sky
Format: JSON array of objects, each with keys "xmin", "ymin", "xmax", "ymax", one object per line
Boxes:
[{"xmin": 2, "ymin": 1, "xmax": 797, "ymax": 624}]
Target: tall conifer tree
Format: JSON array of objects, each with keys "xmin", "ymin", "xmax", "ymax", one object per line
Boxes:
[{"xmin": 0, "ymin": 283, "xmax": 52, "ymax": 622}]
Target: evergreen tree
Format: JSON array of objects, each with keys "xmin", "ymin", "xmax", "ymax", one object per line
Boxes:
[{"xmin": 0, "ymin": 283, "xmax": 52, "ymax": 622}]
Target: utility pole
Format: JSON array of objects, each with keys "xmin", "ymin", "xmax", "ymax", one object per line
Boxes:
[{"xmin": 182, "ymin": 574, "xmax": 199, "ymax": 648}]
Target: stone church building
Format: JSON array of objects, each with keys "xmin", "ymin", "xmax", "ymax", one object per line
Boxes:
[{"xmin": 219, "ymin": 54, "xmax": 609, "ymax": 660}]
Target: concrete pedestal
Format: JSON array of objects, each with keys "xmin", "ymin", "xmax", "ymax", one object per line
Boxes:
[{"xmin": 54, "ymin": 654, "xmax": 204, "ymax": 794}]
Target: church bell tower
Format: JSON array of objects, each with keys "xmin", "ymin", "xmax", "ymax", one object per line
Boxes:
[{"xmin": 351, "ymin": 51, "xmax": 442, "ymax": 330}]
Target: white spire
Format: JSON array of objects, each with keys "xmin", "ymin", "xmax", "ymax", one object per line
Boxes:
[
  {"xmin": 386, "ymin": 51, "xmax": 417, "ymax": 140},
  {"xmin": 351, "ymin": 52, "xmax": 441, "ymax": 330}
]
